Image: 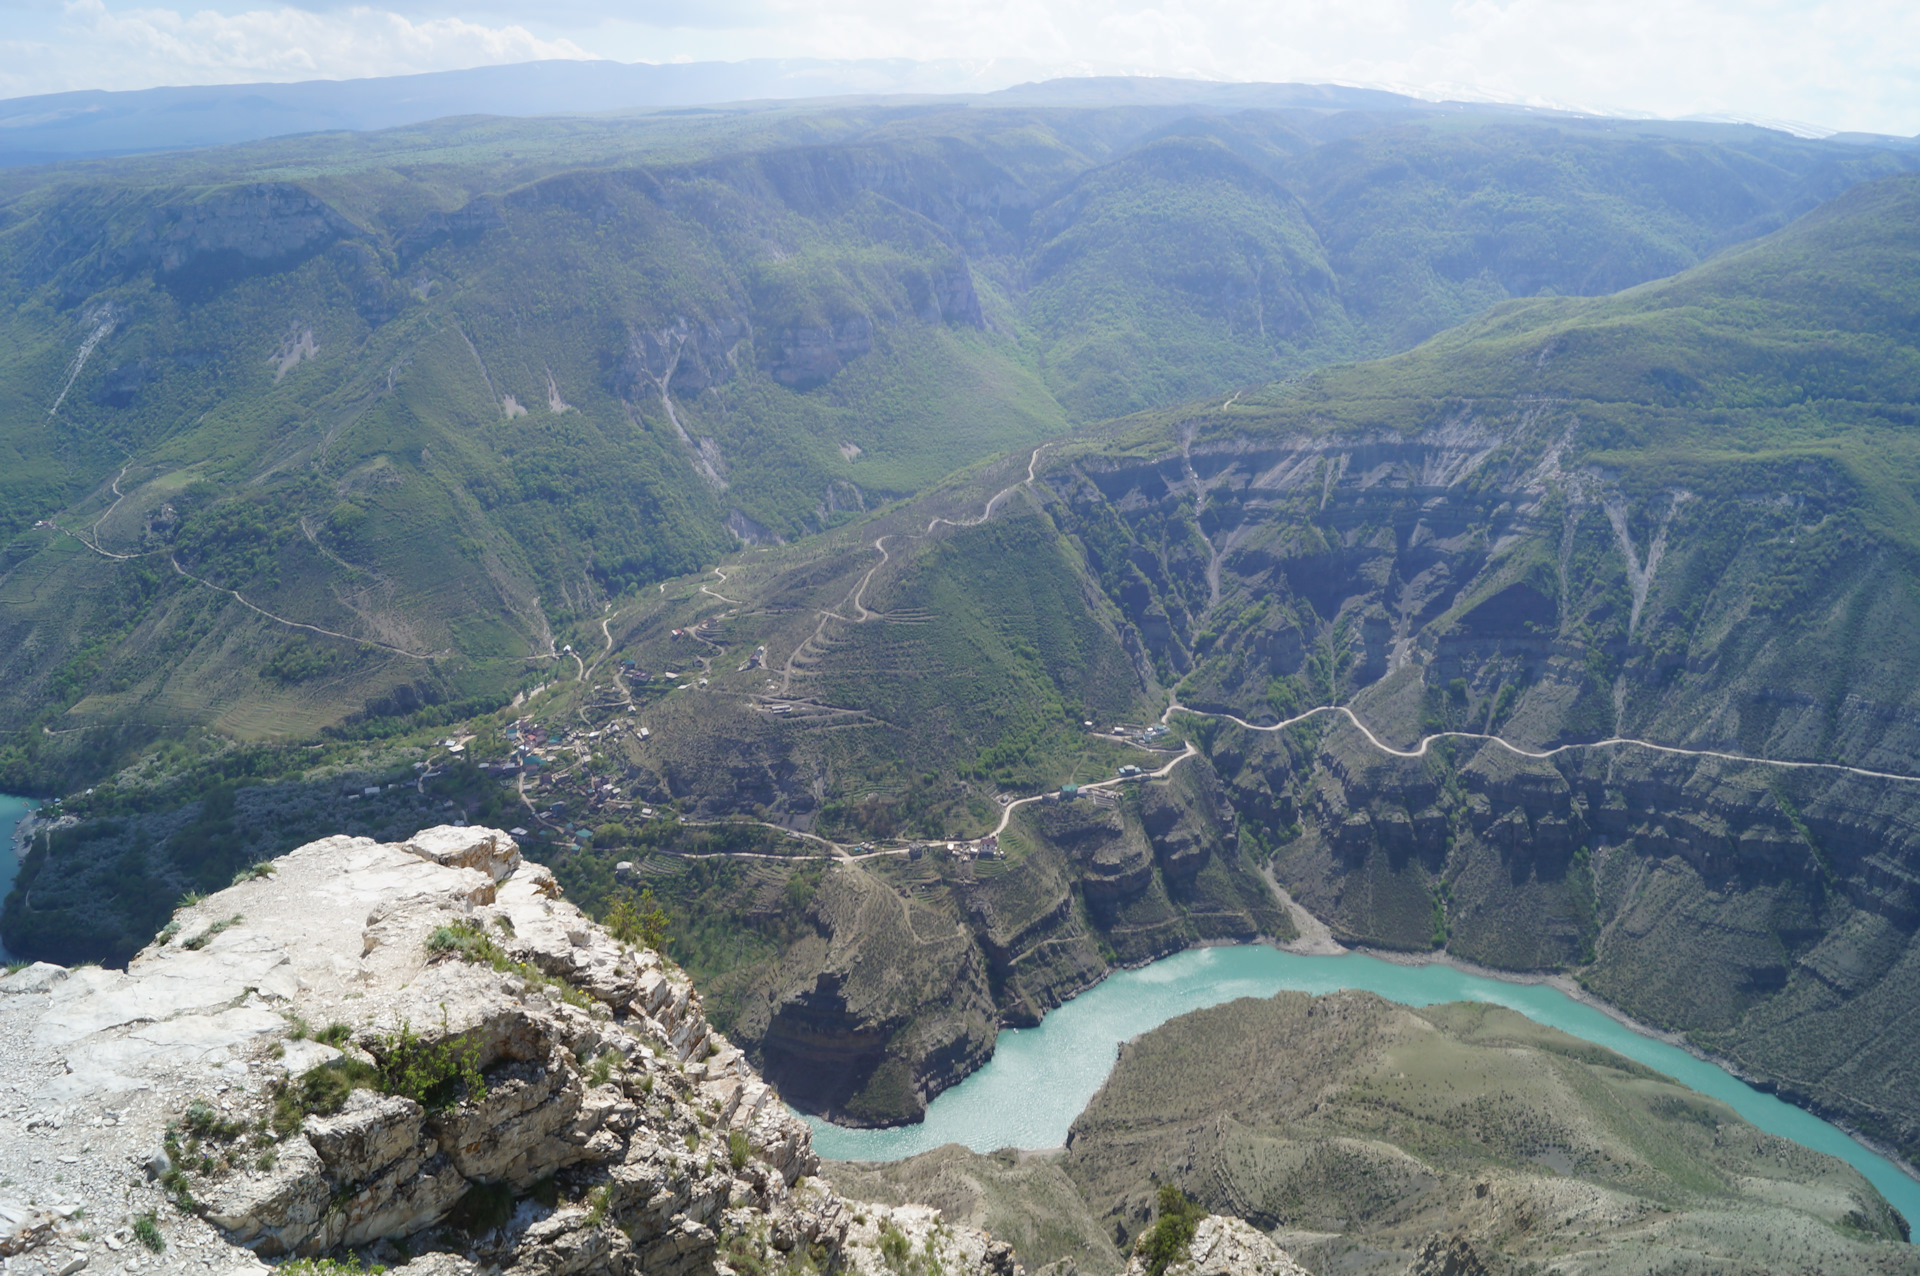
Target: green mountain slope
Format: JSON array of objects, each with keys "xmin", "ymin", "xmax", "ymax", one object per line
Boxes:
[
  {"xmin": 0, "ymin": 103, "xmax": 1910, "ymax": 778},
  {"xmin": 1041, "ymin": 174, "xmax": 1920, "ymax": 1168}
]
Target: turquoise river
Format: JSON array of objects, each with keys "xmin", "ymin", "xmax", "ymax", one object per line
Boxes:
[
  {"xmin": 0, "ymin": 793, "xmax": 34, "ymax": 963},
  {"xmin": 805, "ymin": 943, "xmax": 1920, "ymax": 1228}
]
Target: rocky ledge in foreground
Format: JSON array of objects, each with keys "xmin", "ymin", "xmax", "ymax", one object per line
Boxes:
[
  {"xmin": 0, "ymin": 826, "xmax": 1022, "ymax": 1276},
  {"xmin": 1119, "ymin": 1216, "xmax": 1308, "ymax": 1276}
]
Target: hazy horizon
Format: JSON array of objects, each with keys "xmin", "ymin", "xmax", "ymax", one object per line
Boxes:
[{"xmin": 2, "ymin": 0, "xmax": 1916, "ymax": 137}]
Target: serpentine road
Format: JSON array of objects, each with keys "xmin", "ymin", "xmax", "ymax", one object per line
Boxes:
[
  {"xmin": 1163, "ymin": 701, "xmax": 1920, "ymax": 787},
  {"xmin": 632, "ymin": 434, "xmax": 1920, "ymax": 864}
]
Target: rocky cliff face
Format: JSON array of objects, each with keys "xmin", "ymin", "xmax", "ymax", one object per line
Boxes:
[
  {"xmin": 733, "ymin": 862, "xmax": 1000, "ymax": 1128},
  {"xmin": 0, "ymin": 826, "xmax": 1019, "ymax": 1276},
  {"xmin": 1036, "ymin": 400, "xmax": 1920, "ymax": 1167},
  {"xmin": 711, "ymin": 767, "xmax": 1290, "ymax": 1126},
  {"xmin": 1119, "ymin": 1216, "xmax": 1308, "ymax": 1276}
]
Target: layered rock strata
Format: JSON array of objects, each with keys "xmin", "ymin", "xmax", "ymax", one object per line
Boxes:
[{"xmin": 0, "ymin": 826, "xmax": 1019, "ymax": 1276}]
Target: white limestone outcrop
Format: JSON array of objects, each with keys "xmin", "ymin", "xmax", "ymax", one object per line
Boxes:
[
  {"xmin": 0, "ymin": 826, "xmax": 1020, "ymax": 1276},
  {"xmin": 1122, "ymin": 1216, "xmax": 1309, "ymax": 1276}
]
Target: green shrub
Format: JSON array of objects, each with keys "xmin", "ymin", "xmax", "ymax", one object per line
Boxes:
[
  {"xmin": 729, "ymin": 1129, "xmax": 751, "ymax": 1171},
  {"xmin": 280, "ymin": 1257, "xmax": 390, "ymax": 1274},
  {"xmin": 158, "ymin": 1163, "xmax": 196, "ymax": 1213},
  {"xmin": 603, "ymin": 887, "xmax": 669, "ymax": 952},
  {"xmin": 370, "ymin": 1017, "xmax": 486, "ymax": 1110},
  {"xmin": 878, "ymin": 1223, "xmax": 911, "ymax": 1271},
  {"xmin": 584, "ymin": 1185, "xmax": 612, "ymax": 1228},
  {"xmin": 131, "ymin": 1213, "xmax": 163, "ymax": 1253},
  {"xmin": 426, "ymin": 920, "xmax": 501, "ymax": 963},
  {"xmin": 425, "ymin": 918, "xmax": 594, "ymax": 1010},
  {"xmin": 1136, "ymin": 1185, "xmax": 1206, "ymax": 1276},
  {"xmin": 270, "ymin": 1057, "xmax": 385, "ymax": 1134},
  {"xmin": 182, "ymin": 1099, "xmax": 247, "ymax": 1141},
  {"xmin": 263, "ymin": 637, "xmax": 347, "ymax": 685},
  {"xmin": 267, "ymin": 1020, "xmax": 466, "ymax": 1131}
]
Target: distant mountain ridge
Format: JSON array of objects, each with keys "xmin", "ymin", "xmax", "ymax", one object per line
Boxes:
[
  {"xmin": 0, "ymin": 63, "xmax": 1427, "ymax": 167},
  {"xmin": 15, "ymin": 60, "xmax": 1914, "ymax": 171}
]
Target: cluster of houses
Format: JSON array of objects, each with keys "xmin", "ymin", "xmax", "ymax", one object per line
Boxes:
[
  {"xmin": 905, "ymin": 834, "xmax": 1002, "ymax": 861},
  {"xmin": 505, "ymin": 722, "xmax": 551, "ymax": 748},
  {"xmin": 342, "ymin": 780, "xmax": 408, "ymax": 799},
  {"xmin": 1106, "ymin": 722, "xmax": 1172, "ymax": 746}
]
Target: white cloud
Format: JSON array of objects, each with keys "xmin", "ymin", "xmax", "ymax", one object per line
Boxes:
[
  {"xmin": 693, "ymin": 0, "xmax": 1920, "ymax": 134},
  {"xmin": 0, "ymin": 0, "xmax": 590, "ymax": 96},
  {"xmin": 0, "ymin": 0, "xmax": 1914, "ymax": 136}
]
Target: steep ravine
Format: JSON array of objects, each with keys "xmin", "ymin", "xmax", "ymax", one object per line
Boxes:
[{"xmin": 705, "ymin": 759, "xmax": 1294, "ymax": 1128}]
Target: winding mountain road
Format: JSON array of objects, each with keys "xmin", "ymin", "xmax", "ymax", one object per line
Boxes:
[
  {"xmin": 165, "ymin": 555, "xmax": 438, "ymax": 659},
  {"xmin": 581, "ymin": 433, "xmax": 1920, "ymax": 878},
  {"xmin": 1162, "ymin": 701, "xmax": 1920, "ymax": 786},
  {"xmin": 980, "ymin": 741, "xmax": 1200, "ymax": 838},
  {"xmin": 40, "ymin": 468, "xmax": 443, "ymax": 659},
  {"xmin": 778, "ymin": 445, "xmax": 1050, "ymax": 694}
]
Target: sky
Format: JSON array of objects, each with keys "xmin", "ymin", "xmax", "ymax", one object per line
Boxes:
[{"xmin": 0, "ymin": 0, "xmax": 1915, "ymax": 137}]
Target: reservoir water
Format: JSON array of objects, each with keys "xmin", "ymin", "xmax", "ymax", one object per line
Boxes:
[
  {"xmin": 805, "ymin": 943, "xmax": 1920, "ymax": 1228},
  {"xmin": 0, "ymin": 793, "xmax": 36, "ymax": 962}
]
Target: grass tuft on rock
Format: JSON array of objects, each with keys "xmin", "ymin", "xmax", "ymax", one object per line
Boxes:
[
  {"xmin": 131, "ymin": 1213, "xmax": 163, "ymax": 1253},
  {"xmin": 181, "ymin": 914, "xmax": 242, "ymax": 950},
  {"xmin": 425, "ymin": 917, "xmax": 595, "ymax": 1010}
]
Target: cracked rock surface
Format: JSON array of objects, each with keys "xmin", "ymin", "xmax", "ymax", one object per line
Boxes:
[
  {"xmin": 0, "ymin": 825, "xmax": 1020, "ymax": 1276},
  {"xmin": 1120, "ymin": 1217, "xmax": 1307, "ymax": 1276}
]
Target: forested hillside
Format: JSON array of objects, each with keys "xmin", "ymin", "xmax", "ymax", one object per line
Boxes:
[{"xmin": 0, "ymin": 96, "xmax": 1910, "ymax": 780}]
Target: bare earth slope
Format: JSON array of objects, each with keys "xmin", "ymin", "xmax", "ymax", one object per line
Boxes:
[{"xmin": 1062, "ymin": 992, "xmax": 1917, "ymax": 1276}]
